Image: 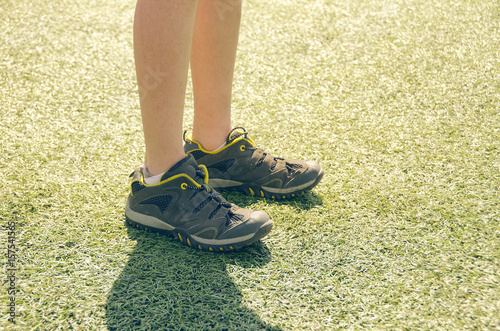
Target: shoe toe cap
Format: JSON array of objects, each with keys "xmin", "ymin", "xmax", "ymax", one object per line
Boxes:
[
  {"xmin": 249, "ymin": 210, "xmax": 271, "ymax": 224},
  {"xmin": 287, "ymin": 160, "xmax": 323, "ymax": 185},
  {"xmin": 219, "ymin": 210, "xmax": 271, "ymax": 240},
  {"xmin": 306, "ymin": 160, "xmax": 322, "ymax": 174}
]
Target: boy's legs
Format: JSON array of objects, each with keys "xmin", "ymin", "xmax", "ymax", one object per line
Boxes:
[
  {"xmin": 191, "ymin": 0, "xmax": 242, "ymax": 151},
  {"xmin": 129, "ymin": 0, "xmax": 272, "ymax": 251},
  {"xmin": 128, "ymin": 0, "xmax": 321, "ymax": 250},
  {"xmin": 134, "ymin": 0, "xmax": 198, "ymax": 175}
]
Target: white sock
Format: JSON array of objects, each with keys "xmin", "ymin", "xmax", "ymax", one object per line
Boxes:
[
  {"xmin": 212, "ymin": 141, "xmax": 227, "ymax": 152},
  {"xmin": 143, "ymin": 167, "xmax": 164, "ymax": 185}
]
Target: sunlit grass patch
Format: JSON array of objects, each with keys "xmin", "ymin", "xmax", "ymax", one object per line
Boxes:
[{"xmin": 1, "ymin": 0, "xmax": 499, "ymax": 329}]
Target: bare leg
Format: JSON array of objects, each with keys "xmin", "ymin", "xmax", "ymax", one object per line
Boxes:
[
  {"xmin": 134, "ymin": 0, "xmax": 198, "ymax": 175},
  {"xmin": 191, "ymin": 0, "xmax": 242, "ymax": 151}
]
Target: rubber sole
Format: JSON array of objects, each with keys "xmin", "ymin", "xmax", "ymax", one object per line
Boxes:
[
  {"xmin": 125, "ymin": 216, "xmax": 273, "ymax": 252},
  {"xmin": 213, "ymin": 168, "xmax": 324, "ymax": 200}
]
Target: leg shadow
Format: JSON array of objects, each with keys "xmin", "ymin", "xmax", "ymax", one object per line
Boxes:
[{"xmin": 106, "ymin": 223, "xmax": 280, "ymax": 331}]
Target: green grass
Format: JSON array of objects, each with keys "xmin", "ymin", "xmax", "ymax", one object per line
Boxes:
[{"xmin": 1, "ymin": 0, "xmax": 499, "ymax": 329}]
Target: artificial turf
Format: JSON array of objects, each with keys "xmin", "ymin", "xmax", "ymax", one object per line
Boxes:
[{"xmin": 1, "ymin": 0, "xmax": 499, "ymax": 329}]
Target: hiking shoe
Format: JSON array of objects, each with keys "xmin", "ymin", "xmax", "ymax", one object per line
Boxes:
[
  {"xmin": 184, "ymin": 127, "xmax": 324, "ymax": 200},
  {"xmin": 125, "ymin": 154, "xmax": 273, "ymax": 251}
]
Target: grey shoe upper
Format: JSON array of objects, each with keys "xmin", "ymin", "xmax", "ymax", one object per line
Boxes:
[
  {"xmin": 184, "ymin": 127, "xmax": 323, "ymax": 196},
  {"xmin": 126, "ymin": 155, "xmax": 270, "ymax": 243}
]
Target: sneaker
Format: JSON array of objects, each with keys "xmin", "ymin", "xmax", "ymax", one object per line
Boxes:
[
  {"xmin": 125, "ymin": 154, "xmax": 273, "ymax": 251},
  {"xmin": 184, "ymin": 127, "xmax": 324, "ymax": 200}
]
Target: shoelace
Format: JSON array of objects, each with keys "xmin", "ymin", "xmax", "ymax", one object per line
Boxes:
[
  {"xmin": 226, "ymin": 126, "xmax": 257, "ymax": 147},
  {"xmin": 226, "ymin": 126, "xmax": 248, "ymax": 143},
  {"xmin": 229, "ymin": 127, "xmax": 303, "ymax": 175},
  {"xmin": 228, "ymin": 128, "xmax": 278, "ymax": 170},
  {"xmin": 255, "ymin": 152, "xmax": 302, "ymax": 177},
  {"xmin": 186, "ymin": 169, "xmax": 236, "ymax": 225}
]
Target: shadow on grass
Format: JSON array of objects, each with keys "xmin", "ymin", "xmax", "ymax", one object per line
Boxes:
[
  {"xmin": 106, "ymin": 224, "xmax": 280, "ymax": 331},
  {"xmin": 221, "ymin": 191, "xmax": 323, "ymax": 211}
]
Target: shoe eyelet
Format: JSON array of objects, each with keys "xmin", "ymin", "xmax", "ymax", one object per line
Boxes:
[
  {"xmin": 240, "ymin": 145, "xmax": 246, "ymax": 151},
  {"xmin": 181, "ymin": 183, "xmax": 188, "ymax": 190}
]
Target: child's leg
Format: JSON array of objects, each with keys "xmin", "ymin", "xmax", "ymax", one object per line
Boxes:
[
  {"xmin": 128, "ymin": 0, "xmax": 273, "ymax": 252},
  {"xmin": 134, "ymin": 0, "xmax": 199, "ymax": 175},
  {"xmin": 191, "ymin": 0, "xmax": 242, "ymax": 151}
]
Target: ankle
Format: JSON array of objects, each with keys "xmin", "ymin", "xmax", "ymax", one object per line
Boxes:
[
  {"xmin": 145, "ymin": 153, "xmax": 186, "ymax": 176},
  {"xmin": 191, "ymin": 130, "xmax": 230, "ymax": 151}
]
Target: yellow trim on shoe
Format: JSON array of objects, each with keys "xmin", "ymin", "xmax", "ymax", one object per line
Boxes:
[
  {"xmin": 132, "ymin": 164, "xmax": 210, "ymax": 190},
  {"xmin": 141, "ymin": 173, "xmax": 202, "ymax": 188},
  {"xmin": 185, "ymin": 135, "xmax": 256, "ymax": 154}
]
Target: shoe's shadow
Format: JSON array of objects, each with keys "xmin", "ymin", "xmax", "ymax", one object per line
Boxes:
[
  {"xmin": 105, "ymin": 224, "xmax": 280, "ymax": 331},
  {"xmin": 221, "ymin": 191, "xmax": 323, "ymax": 211}
]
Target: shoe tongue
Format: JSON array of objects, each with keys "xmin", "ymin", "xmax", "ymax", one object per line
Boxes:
[
  {"xmin": 226, "ymin": 127, "xmax": 248, "ymax": 144},
  {"xmin": 161, "ymin": 154, "xmax": 198, "ymax": 181}
]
